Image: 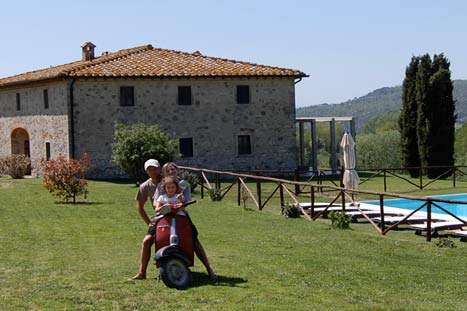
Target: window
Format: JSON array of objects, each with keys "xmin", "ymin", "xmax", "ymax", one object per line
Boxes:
[
  {"xmin": 16, "ymin": 93, "xmax": 20, "ymax": 111},
  {"xmin": 236, "ymin": 85, "xmax": 250, "ymax": 104},
  {"xmin": 45, "ymin": 142, "xmax": 51, "ymax": 160},
  {"xmin": 120, "ymin": 86, "xmax": 135, "ymax": 106},
  {"xmin": 43, "ymin": 89, "xmax": 49, "ymax": 109},
  {"xmin": 179, "ymin": 138, "xmax": 193, "ymax": 158},
  {"xmin": 238, "ymin": 135, "xmax": 252, "ymax": 155},
  {"xmin": 178, "ymin": 86, "xmax": 192, "ymax": 106}
]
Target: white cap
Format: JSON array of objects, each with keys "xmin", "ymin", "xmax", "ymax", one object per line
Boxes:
[{"xmin": 144, "ymin": 159, "xmax": 160, "ymax": 171}]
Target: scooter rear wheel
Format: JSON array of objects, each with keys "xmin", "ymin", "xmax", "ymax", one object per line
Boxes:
[{"xmin": 160, "ymin": 257, "xmax": 191, "ymax": 289}]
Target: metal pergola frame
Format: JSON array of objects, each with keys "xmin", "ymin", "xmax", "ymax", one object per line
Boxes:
[{"xmin": 296, "ymin": 117, "xmax": 356, "ymax": 174}]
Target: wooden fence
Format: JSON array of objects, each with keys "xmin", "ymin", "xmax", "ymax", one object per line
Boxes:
[
  {"xmin": 232, "ymin": 165, "xmax": 467, "ymax": 194},
  {"xmin": 179, "ymin": 165, "xmax": 467, "ymax": 242}
]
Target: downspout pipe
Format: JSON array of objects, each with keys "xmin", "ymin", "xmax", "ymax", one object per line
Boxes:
[{"xmin": 68, "ymin": 78, "xmax": 76, "ymax": 159}]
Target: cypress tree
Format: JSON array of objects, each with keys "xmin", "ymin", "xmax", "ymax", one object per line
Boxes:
[
  {"xmin": 416, "ymin": 54, "xmax": 433, "ymax": 172},
  {"xmin": 426, "ymin": 54, "xmax": 456, "ymax": 178},
  {"xmin": 399, "ymin": 56, "xmax": 420, "ymax": 177}
]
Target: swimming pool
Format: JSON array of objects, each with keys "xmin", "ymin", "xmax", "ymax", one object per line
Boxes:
[{"xmin": 365, "ymin": 193, "xmax": 467, "ymax": 217}]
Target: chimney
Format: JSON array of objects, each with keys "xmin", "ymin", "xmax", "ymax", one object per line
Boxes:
[{"xmin": 81, "ymin": 42, "xmax": 96, "ymax": 61}]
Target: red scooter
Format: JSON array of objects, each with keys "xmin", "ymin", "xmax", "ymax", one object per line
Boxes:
[{"xmin": 153, "ymin": 200, "xmax": 196, "ymax": 289}]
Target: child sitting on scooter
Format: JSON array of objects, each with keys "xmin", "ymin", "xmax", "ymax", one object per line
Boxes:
[
  {"xmin": 147, "ymin": 176, "xmax": 185, "ymax": 237},
  {"xmin": 154, "ymin": 176, "xmax": 186, "ymax": 215}
]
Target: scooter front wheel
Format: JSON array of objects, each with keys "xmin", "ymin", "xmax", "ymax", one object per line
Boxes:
[{"xmin": 160, "ymin": 257, "xmax": 191, "ymax": 289}]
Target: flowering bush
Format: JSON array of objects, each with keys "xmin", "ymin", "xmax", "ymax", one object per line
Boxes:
[
  {"xmin": 0, "ymin": 154, "xmax": 31, "ymax": 178},
  {"xmin": 42, "ymin": 155, "xmax": 91, "ymax": 203}
]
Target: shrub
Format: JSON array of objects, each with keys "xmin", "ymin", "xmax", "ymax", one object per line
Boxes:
[
  {"xmin": 435, "ymin": 237, "xmax": 456, "ymax": 248},
  {"xmin": 178, "ymin": 170, "xmax": 199, "ymax": 191},
  {"xmin": 282, "ymin": 203, "xmax": 301, "ymax": 218},
  {"xmin": 208, "ymin": 188, "xmax": 222, "ymax": 201},
  {"xmin": 112, "ymin": 123, "xmax": 177, "ymax": 181},
  {"xmin": 0, "ymin": 155, "xmax": 31, "ymax": 179},
  {"xmin": 329, "ymin": 211, "xmax": 351, "ymax": 229},
  {"xmin": 42, "ymin": 155, "xmax": 90, "ymax": 203}
]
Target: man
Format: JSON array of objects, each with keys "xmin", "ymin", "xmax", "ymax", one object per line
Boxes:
[{"xmin": 132, "ymin": 159, "xmax": 161, "ymax": 280}]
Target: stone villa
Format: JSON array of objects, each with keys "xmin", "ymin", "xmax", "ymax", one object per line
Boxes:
[{"xmin": 0, "ymin": 42, "xmax": 307, "ymax": 178}]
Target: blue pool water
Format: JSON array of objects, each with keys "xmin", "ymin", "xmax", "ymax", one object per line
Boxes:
[{"xmin": 365, "ymin": 193, "xmax": 467, "ymax": 217}]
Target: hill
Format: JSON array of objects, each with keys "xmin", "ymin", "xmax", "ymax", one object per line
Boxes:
[{"xmin": 297, "ymin": 80, "xmax": 467, "ymax": 131}]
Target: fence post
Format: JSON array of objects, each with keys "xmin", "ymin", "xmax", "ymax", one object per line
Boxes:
[
  {"xmin": 310, "ymin": 186, "xmax": 315, "ymax": 218},
  {"xmin": 383, "ymin": 170, "xmax": 387, "ymax": 192},
  {"xmin": 426, "ymin": 200, "xmax": 432, "ymax": 242},
  {"xmin": 419, "ymin": 167, "xmax": 423, "ymax": 190},
  {"xmin": 379, "ymin": 194, "xmax": 385, "ymax": 233},
  {"xmin": 341, "ymin": 189, "xmax": 346, "ymax": 212},
  {"xmin": 237, "ymin": 178, "xmax": 241, "ymax": 206},
  {"xmin": 279, "ymin": 183, "xmax": 284, "ymax": 212},
  {"xmin": 257, "ymin": 181, "xmax": 262, "ymax": 210},
  {"xmin": 294, "ymin": 168, "xmax": 300, "ymax": 195},
  {"xmin": 215, "ymin": 173, "xmax": 220, "ymax": 190},
  {"xmin": 453, "ymin": 167, "xmax": 456, "ymax": 188},
  {"xmin": 200, "ymin": 173, "xmax": 204, "ymax": 199}
]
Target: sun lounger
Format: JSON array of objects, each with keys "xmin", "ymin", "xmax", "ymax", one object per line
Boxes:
[
  {"xmin": 341, "ymin": 211, "xmax": 402, "ymax": 222},
  {"xmin": 409, "ymin": 221, "xmax": 466, "ymax": 236},
  {"xmin": 300, "ymin": 203, "xmax": 368, "ymax": 213},
  {"xmin": 372, "ymin": 215, "xmax": 434, "ymax": 224},
  {"xmin": 452, "ymin": 230, "xmax": 467, "ymax": 242}
]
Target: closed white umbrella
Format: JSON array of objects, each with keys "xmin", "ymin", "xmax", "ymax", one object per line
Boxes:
[{"xmin": 340, "ymin": 133, "xmax": 360, "ymax": 191}]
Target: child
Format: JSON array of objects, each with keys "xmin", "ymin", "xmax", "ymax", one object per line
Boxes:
[{"xmin": 155, "ymin": 176, "xmax": 186, "ymax": 215}]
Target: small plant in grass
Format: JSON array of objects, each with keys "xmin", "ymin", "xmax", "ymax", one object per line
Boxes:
[
  {"xmin": 329, "ymin": 211, "xmax": 352, "ymax": 229},
  {"xmin": 282, "ymin": 203, "xmax": 301, "ymax": 218},
  {"xmin": 41, "ymin": 154, "xmax": 90, "ymax": 204},
  {"xmin": 208, "ymin": 188, "xmax": 222, "ymax": 201},
  {"xmin": 435, "ymin": 237, "xmax": 456, "ymax": 248},
  {"xmin": 0, "ymin": 155, "xmax": 31, "ymax": 178},
  {"xmin": 178, "ymin": 170, "xmax": 199, "ymax": 191}
]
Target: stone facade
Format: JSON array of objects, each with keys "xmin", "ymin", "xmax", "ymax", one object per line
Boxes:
[
  {"xmin": 0, "ymin": 77, "xmax": 298, "ymax": 178},
  {"xmin": 73, "ymin": 77, "xmax": 298, "ymax": 178},
  {"xmin": 0, "ymin": 82, "xmax": 70, "ymax": 176}
]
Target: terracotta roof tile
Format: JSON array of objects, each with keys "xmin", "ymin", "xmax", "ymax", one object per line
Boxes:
[{"xmin": 0, "ymin": 45, "xmax": 307, "ymax": 87}]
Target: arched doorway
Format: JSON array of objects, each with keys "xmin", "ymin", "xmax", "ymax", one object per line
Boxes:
[
  {"xmin": 11, "ymin": 128, "xmax": 31, "ymax": 175},
  {"xmin": 11, "ymin": 128, "xmax": 30, "ymax": 157}
]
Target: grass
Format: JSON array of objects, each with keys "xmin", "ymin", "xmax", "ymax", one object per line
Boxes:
[{"xmin": 0, "ymin": 176, "xmax": 466, "ymax": 310}]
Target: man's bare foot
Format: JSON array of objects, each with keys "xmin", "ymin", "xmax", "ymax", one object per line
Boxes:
[
  {"xmin": 208, "ymin": 270, "xmax": 217, "ymax": 281},
  {"xmin": 131, "ymin": 273, "xmax": 146, "ymax": 280}
]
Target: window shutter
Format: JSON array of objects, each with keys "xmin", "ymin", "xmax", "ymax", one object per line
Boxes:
[
  {"xmin": 179, "ymin": 138, "xmax": 194, "ymax": 158},
  {"xmin": 120, "ymin": 86, "xmax": 135, "ymax": 106},
  {"xmin": 236, "ymin": 85, "xmax": 250, "ymax": 104},
  {"xmin": 178, "ymin": 86, "xmax": 192, "ymax": 106},
  {"xmin": 238, "ymin": 135, "xmax": 252, "ymax": 155}
]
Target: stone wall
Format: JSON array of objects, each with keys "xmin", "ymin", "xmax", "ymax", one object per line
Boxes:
[
  {"xmin": 73, "ymin": 78, "xmax": 298, "ymax": 179},
  {"xmin": 0, "ymin": 82, "xmax": 70, "ymax": 175}
]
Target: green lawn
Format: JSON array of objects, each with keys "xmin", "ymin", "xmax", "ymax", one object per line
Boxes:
[{"xmin": 0, "ymin": 177, "xmax": 466, "ymax": 310}]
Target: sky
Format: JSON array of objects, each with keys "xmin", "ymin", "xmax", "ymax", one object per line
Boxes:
[{"xmin": 0, "ymin": 0, "xmax": 466, "ymax": 107}]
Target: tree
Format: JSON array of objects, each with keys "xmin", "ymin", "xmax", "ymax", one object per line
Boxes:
[
  {"xmin": 455, "ymin": 124, "xmax": 467, "ymax": 165},
  {"xmin": 42, "ymin": 155, "xmax": 90, "ymax": 204},
  {"xmin": 111, "ymin": 123, "xmax": 177, "ymax": 181},
  {"xmin": 416, "ymin": 54, "xmax": 433, "ymax": 170},
  {"xmin": 426, "ymin": 58, "xmax": 456, "ymax": 178},
  {"xmin": 357, "ymin": 130, "xmax": 402, "ymax": 169},
  {"xmin": 411, "ymin": 53, "xmax": 456, "ymax": 178},
  {"xmin": 399, "ymin": 56, "xmax": 421, "ymax": 177}
]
